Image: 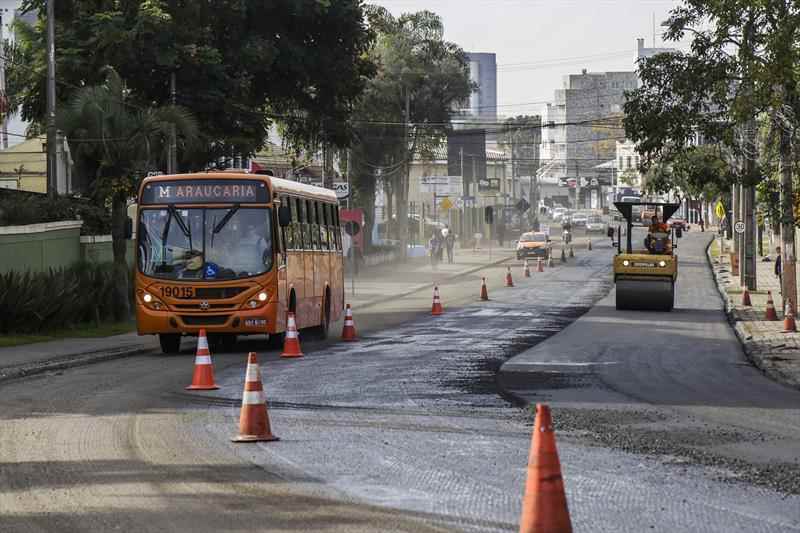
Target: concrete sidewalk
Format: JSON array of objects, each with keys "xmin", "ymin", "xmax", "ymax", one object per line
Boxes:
[{"xmin": 709, "ymin": 235, "xmax": 800, "ymax": 390}]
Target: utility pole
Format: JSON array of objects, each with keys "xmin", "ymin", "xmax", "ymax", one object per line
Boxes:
[
  {"xmin": 168, "ymin": 71, "xmax": 177, "ymax": 174},
  {"xmin": 779, "ymin": 122, "xmax": 797, "ymax": 313},
  {"xmin": 46, "ymin": 0, "xmax": 57, "ymax": 198},
  {"xmin": 742, "ymin": 116, "xmax": 757, "ymax": 290},
  {"xmin": 0, "ymin": 10, "xmax": 9, "ymax": 149}
]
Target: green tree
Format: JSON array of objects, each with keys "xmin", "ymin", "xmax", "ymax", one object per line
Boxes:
[
  {"xmin": 58, "ymin": 68, "xmax": 198, "ymax": 318},
  {"xmin": 11, "ymin": 0, "xmax": 375, "ymax": 166},
  {"xmin": 624, "ymin": 1, "xmax": 800, "ymax": 301},
  {"xmin": 349, "ymin": 8, "xmax": 471, "ymax": 249}
]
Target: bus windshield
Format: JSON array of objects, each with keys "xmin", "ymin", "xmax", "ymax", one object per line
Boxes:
[{"xmin": 137, "ymin": 207, "xmax": 273, "ymax": 280}]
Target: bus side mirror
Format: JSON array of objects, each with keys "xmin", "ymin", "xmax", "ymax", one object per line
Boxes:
[
  {"xmin": 278, "ymin": 205, "xmax": 291, "ymax": 227},
  {"xmin": 676, "ymin": 228, "xmax": 683, "ymax": 238},
  {"xmin": 124, "ymin": 217, "xmax": 133, "ymax": 240}
]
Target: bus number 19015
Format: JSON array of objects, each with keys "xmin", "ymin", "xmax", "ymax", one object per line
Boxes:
[{"xmin": 160, "ymin": 286, "xmax": 194, "ymax": 299}]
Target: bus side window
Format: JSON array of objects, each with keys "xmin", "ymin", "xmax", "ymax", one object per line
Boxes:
[
  {"xmin": 334, "ymin": 207, "xmax": 342, "ymax": 251},
  {"xmin": 285, "ymin": 196, "xmax": 296, "ymax": 250},
  {"xmin": 296, "ymin": 197, "xmax": 306, "ymax": 249},
  {"xmin": 321, "ymin": 203, "xmax": 330, "ymax": 250},
  {"xmin": 308, "ymin": 199, "xmax": 318, "ymax": 250},
  {"xmin": 316, "ymin": 201, "xmax": 326, "ymax": 250}
]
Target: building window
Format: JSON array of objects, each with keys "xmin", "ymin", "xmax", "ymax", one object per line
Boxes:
[
  {"xmin": 626, "ymin": 156, "xmax": 632, "ymax": 169},
  {"xmin": 619, "ymin": 156, "xmax": 623, "ymax": 169}
]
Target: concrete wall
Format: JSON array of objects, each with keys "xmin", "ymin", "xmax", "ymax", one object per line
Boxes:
[
  {"xmin": 0, "ymin": 223, "xmax": 138, "ymax": 274},
  {"xmin": 0, "ymin": 221, "xmax": 83, "ymax": 274},
  {"xmin": 80, "ymin": 235, "xmax": 136, "ymax": 267}
]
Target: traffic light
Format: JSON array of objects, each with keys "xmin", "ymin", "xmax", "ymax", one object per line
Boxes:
[{"xmin": 484, "ymin": 206, "xmax": 494, "ymax": 225}]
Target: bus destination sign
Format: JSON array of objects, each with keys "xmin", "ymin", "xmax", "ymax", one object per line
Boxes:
[{"xmin": 141, "ymin": 179, "xmax": 269, "ymax": 204}]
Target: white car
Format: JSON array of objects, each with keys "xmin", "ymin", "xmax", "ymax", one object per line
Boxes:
[
  {"xmin": 552, "ymin": 208, "xmax": 568, "ymax": 222},
  {"xmin": 585, "ymin": 215, "xmax": 606, "ymax": 233}
]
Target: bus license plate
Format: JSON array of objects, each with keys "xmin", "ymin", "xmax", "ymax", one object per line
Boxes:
[{"xmin": 245, "ymin": 319, "xmax": 266, "ymax": 327}]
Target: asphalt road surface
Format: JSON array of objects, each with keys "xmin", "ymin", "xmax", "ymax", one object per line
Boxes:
[{"xmin": 2, "ymin": 234, "xmax": 798, "ymax": 532}]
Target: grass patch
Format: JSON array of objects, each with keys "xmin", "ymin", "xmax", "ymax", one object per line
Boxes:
[{"xmin": 0, "ymin": 321, "xmax": 136, "ymax": 348}]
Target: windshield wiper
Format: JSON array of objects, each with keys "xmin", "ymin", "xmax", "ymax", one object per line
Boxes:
[
  {"xmin": 212, "ymin": 204, "xmax": 240, "ymax": 235},
  {"xmin": 168, "ymin": 204, "xmax": 193, "ymax": 250}
]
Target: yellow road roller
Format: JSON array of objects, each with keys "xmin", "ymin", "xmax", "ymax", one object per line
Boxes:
[{"xmin": 610, "ymin": 202, "xmax": 683, "ymax": 311}]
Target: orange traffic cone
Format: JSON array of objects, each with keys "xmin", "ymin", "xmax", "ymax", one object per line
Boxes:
[
  {"xmin": 232, "ymin": 352, "xmax": 279, "ymax": 443},
  {"xmin": 524, "ymin": 260, "xmax": 531, "ymax": 278},
  {"xmin": 480, "ymin": 277, "xmax": 489, "ymax": 301},
  {"xmin": 432, "ymin": 286, "xmax": 444, "ymax": 315},
  {"xmin": 742, "ymin": 287, "xmax": 752, "ymax": 306},
  {"xmin": 341, "ymin": 304, "xmax": 358, "ymax": 341},
  {"xmin": 280, "ymin": 312, "xmax": 304, "ymax": 358},
  {"xmin": 186, "ymin": 329, "xmax": 219, "ymax": 390},
  {"xmin": 765, "ymin": 291, "xmax": 778, "ymax": 321},
  {"xmin": 784, "ymin": 302, "xmax": 797, "ymax": 333},
  {"xmin": 538, "ymin": 258, "xmax": 544, "ymax": 272},
  {"xmin": 519, "ymin": 404, "xmax": 572, "ymax": 533},
  {"xmin": 506, "ymin": 266, "xmax": 515, "ymax": 287}
]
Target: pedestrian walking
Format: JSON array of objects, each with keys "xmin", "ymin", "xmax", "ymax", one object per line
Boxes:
[
  {"xmin": 429, "ymin": 230, "xmax": 442, "ymax": 268},
  {"xmin": 443, "ymin": 225, "xmax": 456, "ymax": 264},
  {"xmin": 699, "ymin": 216, "xmax": 705, "ymax": 232},
  {"xmin": 775, "ymin": 245, "xmax": 783, "ymax": 295}
]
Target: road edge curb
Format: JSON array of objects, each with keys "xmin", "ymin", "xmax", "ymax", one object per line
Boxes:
[
  {"xmin": 705, "ymin": 239, "xmax": 800, "ymax": 392},
  {"xmin": 0, "ymin": 345, "xmax": 156, "ymax": 384}
]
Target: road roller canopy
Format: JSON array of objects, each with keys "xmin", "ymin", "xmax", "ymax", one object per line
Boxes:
[{"xmin": 613, "ymin": 202, "xmax": 681, "ymax": 226}]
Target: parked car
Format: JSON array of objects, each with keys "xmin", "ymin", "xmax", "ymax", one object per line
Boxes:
[
  {"xmin": 516, "ymin": 231, "xmax": 550, "ymax": 260},
  {"xmin": 585, "ymin": 215, "xmax": 606, "ymax": 234},
  {"xmin": 552, "ymin": 207, "xmax": 568, "ymax": 223},
  {"xmin": 570, "ymin": 213, "xmax": 588, "ymax": 228}
]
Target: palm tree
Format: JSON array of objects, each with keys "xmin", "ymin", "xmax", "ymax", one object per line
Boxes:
[{"xmin": 59, "ymin": 67, "xmax": 199, "ymax": 319}]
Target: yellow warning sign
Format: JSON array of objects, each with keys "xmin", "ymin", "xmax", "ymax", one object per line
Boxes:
[
  {"xmin": 440, "ymin": 197, "xmax": 453, "ymax": 210},
  {"xmin": 715, "ymin": 200, "xmax": 725, "ymax": 219}
]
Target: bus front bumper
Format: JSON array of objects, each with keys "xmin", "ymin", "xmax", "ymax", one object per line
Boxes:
[{"xmin": 136, "ymin": 302, "xmax": 280, "ymax": 336}]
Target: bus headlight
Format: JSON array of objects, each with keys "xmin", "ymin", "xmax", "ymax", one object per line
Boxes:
[
  {"xmin": 143, "ymin": 293, "xmax": 153, "ymax": 303},
  {"xmin": 659, "ymin": 260, "xmax": 667, "ymax": 267},
  {"xmin": 622, "ymin": 260, "xmax": 630, "ymax": 266},
  {"xmin": 258, "ymin": 291, "xmax": 268, "ymax": 302},
  {"xmin": 138, "ymin": 291, "xmax": 165, "ymax": 311},
  {"xmin": 247, "ymin": 300, "xmax": 259, "ymax": 309}
]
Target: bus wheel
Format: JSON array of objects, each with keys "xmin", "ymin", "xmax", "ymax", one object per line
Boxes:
[
  {"xmin": 266, "ymin": 332, "xmax": 285, "ymax": 349},
  {"xmin": 309, "ymin": 293, "xmax": 331, "ymax": 340},
  {"xmin": 159, "ymin": 333, "xmax": 181, "ymax": 355}
]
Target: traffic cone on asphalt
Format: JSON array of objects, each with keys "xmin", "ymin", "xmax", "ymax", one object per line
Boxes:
[
  {"xmin": 742, "ymin": 287, "xmax": 752, "ymax": 306},
  {"xmin": 432, "ymin": 286, "xmax": 444, "ymax": 315},
  {"xmin": 783, "ymin": 302, "xmax": 797, "ymax": 333},
  {"xmin": 506, "ymin": 266, "xmax": 515, "ymax": 287},
  {"xmin": 186, "ymin": 329, "xmax": 219, "ymax": 390},
  {"xmin": 765, "ymin": 291, "xmax": 778, "ymax": 321},
  {"xmin": 518, "ymin": 404, "xmax": 572, "ymax": 533},
  {"xmin": 560, "ymin": 247, "xmax": 567, "ymax": 263},
  {"xmin": 524, "ymin": 260, "xmax": 531, "ymax": 278},
  {"xmin": 538, "ymin": 258, "xmax": 544, "ymax": 272},
  {"xmin": 341, "ymin": 304, "xmax": 358, "ymax": 341},
  {"xmin": 569, "ymin": 246, "xmax": 575, "ymax": 258},
  {"xmin": 232, "ymin": 352, "xmax": 279, "ymax": 443},
  {"xmin": 588, "ymin": 239, "xmax": 592, "ymax": 251},
  {"xmin": 280, "ymin": 312, "xmax": 303, "ymax": 358},
  {"xmin": 480, "ymin": 277, "xmax": 489, "ymax": 301}
]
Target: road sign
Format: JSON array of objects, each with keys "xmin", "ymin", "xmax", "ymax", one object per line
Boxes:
[
  {"xmin": 333, "ymin": 182, "xmax": 350, "ymax": 200},
  {"xmin": 734, "ymin": 221, "xmax": 745, "ymax": 234},
  {"xmin": 420, "ymin": 175, "xmax": 462, "ymax": 195},
  {"xmin": 439, "ymin": 197, "xmax": 454, "ymax": 211},
  {"xmin": 715, "ymin": 200, "xmax": 726, "ymax": 219}
]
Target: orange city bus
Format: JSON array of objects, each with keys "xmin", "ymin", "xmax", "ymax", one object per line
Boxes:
[{"xmin": 134, "ymin": 172, "xmax": 344, "ymax": 354}]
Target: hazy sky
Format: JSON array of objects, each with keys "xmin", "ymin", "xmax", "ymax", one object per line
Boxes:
[{"xmin": 377, "ymin": 0, "xmax": 684, "ymax": 117}]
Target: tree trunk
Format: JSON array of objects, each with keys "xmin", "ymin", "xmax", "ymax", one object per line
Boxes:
[
  {"xmin": 780, "ymin": 127, "xmax": 797, "ymax": 314},
  {"xmin": 111, "ymin": 192, "xmax": 131, "ymax": 321}
]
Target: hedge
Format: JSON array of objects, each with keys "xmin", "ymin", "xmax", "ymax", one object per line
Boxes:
[
  {"xmin": 0, "ymin": 262, "xmax": 133, "ymax": 334},
  {"xmin": 0, "ymin": 194, "xmax": 111, "ymax": 235}
]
